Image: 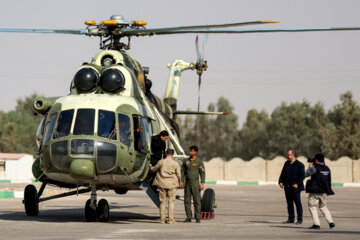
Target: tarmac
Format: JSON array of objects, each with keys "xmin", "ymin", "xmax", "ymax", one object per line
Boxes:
[{"xmin": 0, "ymin": 184, "xmax": 360, "ymax": 240}]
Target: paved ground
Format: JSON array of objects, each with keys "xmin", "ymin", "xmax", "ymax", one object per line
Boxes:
[{"xmin": 0, "ymin": 184, "xmax": 360, "ymax": 239}]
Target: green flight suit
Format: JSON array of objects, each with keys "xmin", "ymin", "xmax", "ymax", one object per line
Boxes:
[{"xmin": 182, "ymin": 157, "xmax": 206, "ymax": 219}]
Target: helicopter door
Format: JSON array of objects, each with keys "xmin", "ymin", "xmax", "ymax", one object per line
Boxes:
[
  {"xmin": 133, "ymin": 116, "xmax": 152, "ymax": 153},
  {"xmin": 133, "ymin": 116, "xmax": 152, "ymax": 171}
]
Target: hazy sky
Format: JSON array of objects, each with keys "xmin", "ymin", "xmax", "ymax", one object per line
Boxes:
[{"xmin": 0, "ymin": 0, "xmax": 360, "ymax": 126}]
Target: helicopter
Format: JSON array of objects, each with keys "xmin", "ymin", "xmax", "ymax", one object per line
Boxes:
[{"xmin": 1, "ymin": 14, "xmax": 360, "ymax": 222}]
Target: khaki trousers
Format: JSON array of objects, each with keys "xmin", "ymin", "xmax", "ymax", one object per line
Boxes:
[
  {"xmin": 308, "ymin": 193, "xmax": 334, "ymax": 226},
  {"xmin": 158, "ymin": 187, "xmax": 176, "ymax": 220}
]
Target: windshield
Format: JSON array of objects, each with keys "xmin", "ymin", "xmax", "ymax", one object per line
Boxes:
[
  {"xmin": 53, "ymin": 109, "xmax": 74, "ymax": 139},
  {"xmin": 98, "ymin": 110, "xmax": 116, "ymax": 140},
  {"xmin": 118, "ymin": 113, "xmax": 131, "ymax": 147},
  {"xmin": 43, "ymin": 113, "xmax": 58, "ymax": 144},
  {"xmin": 73, "ymin": 109, "xmax": 95, "ymax": 135}
]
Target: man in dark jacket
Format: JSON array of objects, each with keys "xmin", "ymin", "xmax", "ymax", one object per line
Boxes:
[
  {"xmin": 150, "ymin": 130, "xmax": 169, "ymax": 166},
  {"xmin": 305, "ymin": 153, "xmax": 335, "ymax": 229},
  {"xmin": 279, "ymin": 149, "xmax": 305, "ymax": 224}
]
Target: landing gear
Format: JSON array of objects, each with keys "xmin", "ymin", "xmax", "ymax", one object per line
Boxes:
[
  {"xmin": 201, "ymin": 188, "xmax": 216, "ymax": 219},
  {"xmin": 97, "ymin": 199, "xmax": 110, "ymax": 222},
  {"xmin": 85, "ymin": 199, "xmax": 97, "ymax": 222},
  {"xmin": 22, "ymin": 182, "xmax": 111, "ymax": 222},
  {"xmin": 85, "ymin": 185, "xmax": 110, "ymax": 222},
  {"xmin": 24, "ymin": 185, "xmax": 39, "ymax": 216}
]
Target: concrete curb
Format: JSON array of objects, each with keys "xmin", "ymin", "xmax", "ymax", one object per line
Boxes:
[
  {"xmin": 1, "ymin": 181, "xmax": 359, "ymax": 198},
  {"xmin": 204, "ymin": 181, "xmax": 354, "ymax": 187}
]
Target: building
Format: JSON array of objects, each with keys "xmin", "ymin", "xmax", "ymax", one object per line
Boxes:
[{"xmin": 0, "ymin": 153, "xmax": 34, "ymax": 182}]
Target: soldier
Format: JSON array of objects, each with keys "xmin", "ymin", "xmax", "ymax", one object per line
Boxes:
[
  {"xmin": 181, "ymin": 146, "xmax": 205, "ymax": 223},
  {"xmin": 151, "ymin": 149, "xmax": 182, "ymax": 224}
]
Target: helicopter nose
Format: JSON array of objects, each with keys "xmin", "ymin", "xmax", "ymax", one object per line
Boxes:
[{"xmin": 70, "ymin": 159, "xmax": 96, "ymax": 180}]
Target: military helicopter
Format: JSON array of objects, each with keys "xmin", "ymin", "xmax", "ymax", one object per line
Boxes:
[{"xmin": 1, "ymin": 15, "xmax": 360, "ymax": 222}]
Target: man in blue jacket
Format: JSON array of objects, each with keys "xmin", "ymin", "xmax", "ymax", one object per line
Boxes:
[
  {"xmin": 305, "ymin": 153, "xmax": 335, "ymax": 229},
  {"xmin": 279, "ymin": 149, "xmax": 305, "ymax": 224}
]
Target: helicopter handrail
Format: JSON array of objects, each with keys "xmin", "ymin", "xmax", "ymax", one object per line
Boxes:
[{"xmin": 152, "ymin": 107, "xmax": 185, "ymax": 155}]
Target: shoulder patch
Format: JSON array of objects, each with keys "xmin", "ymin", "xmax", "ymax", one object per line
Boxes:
[{"xmin": 186, "ymin": 161, "xmax": 190, "ymax": 166}]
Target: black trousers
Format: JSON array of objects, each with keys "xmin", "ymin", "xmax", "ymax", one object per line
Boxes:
[{"xmin": 284, "ymin": 188, "xmax": 303, "ymax": 222}]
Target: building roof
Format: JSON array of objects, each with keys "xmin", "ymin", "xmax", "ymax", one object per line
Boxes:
[{"xmin": 0, "ymin": 153, "xmax": 26, "ymax": 160}]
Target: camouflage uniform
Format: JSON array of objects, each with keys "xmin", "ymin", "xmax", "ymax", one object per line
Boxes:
[{"xmin": 182, "ymin": 158, "xmax": 205, "ymax": 220}]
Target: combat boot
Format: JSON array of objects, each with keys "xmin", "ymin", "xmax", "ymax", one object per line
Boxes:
[
  {"xmin": 168, "ymin": 219, "xmax": 176, "ymax": 224},
  {"xmin": 160, "ymin": 218, "xmax": 166, "ymax": 224}
]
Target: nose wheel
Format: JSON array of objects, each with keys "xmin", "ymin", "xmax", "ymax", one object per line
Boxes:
[
  {"xmin": 85, "ymin": 198, "xmax": 110, "ymax": 222},
  {"xmin": 84, "ymin": 185, "xmax": 109, "ymax": 222}
]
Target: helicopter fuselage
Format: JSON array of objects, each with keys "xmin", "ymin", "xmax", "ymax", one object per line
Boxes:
[{"xmin": 33, "ymin": 49, "xmax": 183, "ymax": 191}]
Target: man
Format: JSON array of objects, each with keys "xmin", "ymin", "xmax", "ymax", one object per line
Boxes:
[
  {"xmin": 305, "ymin": 153, "xmax": 335, "ymax": 229},
  {"xmin": 279, "ymin": 149, "xmax": 305, "ymax": 224},
  {"xmin": 151, "ymin": 149, "xmax": 182, "ymax": 224},
  {"xmin": 181, "ymin": 146, "xmax": 205, "ymax": 223},
  {"xmin": 151, "ymin": 130, "xmax": 169, "ymax": 166}
]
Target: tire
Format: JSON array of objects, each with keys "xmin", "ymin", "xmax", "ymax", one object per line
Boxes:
[
  {"xmin": 85, "ymin": 199, "xmax": 97, "ymax": 222},
  {"xmin": 97, "ymin": 199, "xmax": 110, "ymax": 222},
  {"xmin": 201, "ymin": 188, "xmax": 215, "ymax": 217},
  {"xmin": 24, "ymin": 184, "xmax": 39, "ymax": 216}
]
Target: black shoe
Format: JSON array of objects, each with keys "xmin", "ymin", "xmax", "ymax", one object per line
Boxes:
[
  {"xmin": 295, "ymin": 220, "xmax": 302, "ymax": 225},
  {"xmin": 309, "ymin": 225, "xmax": 320, "ymax": 229},
  {"xmin": 184, "ymin": 218, "xmax": 191, "ymax": 223},
  {"xmin": 196, "ymin": 218, "xmax": 201, "ymax": 223},
  {"xmin": 282, "ymin": 220, "xmax": 294, "ymax": 224},
  {"xmin": 329, "ymin": 222, "xmax": 335, "ymax": 228}
]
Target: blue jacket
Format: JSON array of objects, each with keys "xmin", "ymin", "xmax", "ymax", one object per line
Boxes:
[
  {"xmin": 306, "ymin": 163, "xmax": 334, "ymax": 195},
  {"xmin": 279, "ymin": 160, "xmax": 305, "ymax": 191}
]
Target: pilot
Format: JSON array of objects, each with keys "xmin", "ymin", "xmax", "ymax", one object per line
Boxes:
[
  {"xmin": 150, "ymin": 149, "xmax": 182, "ymax": 224},
  {"xmin": 181, "ymin": 145, "xmax": 205, "ymax": 223}
]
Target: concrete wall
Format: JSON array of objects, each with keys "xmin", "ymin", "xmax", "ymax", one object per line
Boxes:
[
  {"xmin": 4, "ymin": 155, "xmax": 34, "ymax": 181},
  {"xmin": 204, "ymin": 156, "xmax": 360, "ymax": 183}
]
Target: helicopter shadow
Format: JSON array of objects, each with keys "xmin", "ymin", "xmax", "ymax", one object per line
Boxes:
[{"xmin": 0, "ymin": 206, "xmax": 159, "ymax": 224}]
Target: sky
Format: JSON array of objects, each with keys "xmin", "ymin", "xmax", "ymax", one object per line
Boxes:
[{"xmin": 0, "ymin": 0, "xmax": 360, "ymax": 126}]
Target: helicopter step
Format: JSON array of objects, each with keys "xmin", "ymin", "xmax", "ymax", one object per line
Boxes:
[{"xmin": 135, "ymin": 181, "xmax": 160, "ymax": 208}]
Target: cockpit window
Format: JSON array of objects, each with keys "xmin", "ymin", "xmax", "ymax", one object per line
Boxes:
[
  {"xmin": 53, "ymin": 109, "xmax": 74, "ymax": 139},
  {"xmin": 43, "ymin": 112, "xmax": 58, "ymax": 144},
  {"xmin": 118, "ymin": 113, "xmax": 131, "ymax": 147},
  {"xmin": 73, "ymin": 109, "xmax": 95, "ymax": 135},
  {"xmin": 138, "ymin": 117, "xmax": 152, "ymax": 152},
  {"xmin": 98, "ymin": 110, "xmax": 116, "ymax": 140}
]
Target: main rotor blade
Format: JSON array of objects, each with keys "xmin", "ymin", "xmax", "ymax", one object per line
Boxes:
[
  {"xmin": 122, "ymin": 20, "xmax": 278, "ymax": 35},
  {"xmin": 151, "ymin": 27, "xmax": 360, "ymax": 35},
  {"xmin": 0, "ymin": 28, "xmax": 87, "ymax": 35}
]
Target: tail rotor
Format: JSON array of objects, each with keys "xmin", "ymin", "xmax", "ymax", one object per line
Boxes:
[{"xmin": 195, "ymin": 34, "xmax": 208, "ymax": 112}]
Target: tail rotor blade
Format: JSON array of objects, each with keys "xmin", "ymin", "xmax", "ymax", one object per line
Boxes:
[
  {"xmin": 201, "ymin": 34, "xmax": 208, "ymax": 59},
  {"xmin": 195, "ymin": 35, "xmax": 201, "ymax": 63}
]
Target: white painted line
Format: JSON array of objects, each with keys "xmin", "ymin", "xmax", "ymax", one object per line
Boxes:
[
  {"xmin": 343, "ymin": 183, "xmax": 360, "ymax": 187},
  {"xmin": 14, "ymin": 191, "xmax": 24, "ymax": 198},
  {"xmin": 217, "ymin": 180, "xmax": 237, "ymax": 185},
  {"xmin": 259, "ymin": 181, "xmax": 278, "ymax": 185}
]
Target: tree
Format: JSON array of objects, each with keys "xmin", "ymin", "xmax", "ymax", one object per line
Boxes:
[
  {"xmin": 266, "ymin": 101, "xmax": 327, "ymax": 159},
  {"xmin": 0, "ymin": 93, "xmax": 42, "ymax": 154},
  {"xmin": 238, "ymin": 109, "xmax": 270, "ymax": 160},
  {"xmin": 328, "ymin": 91, "xmax": 360, "ymax": 159}
]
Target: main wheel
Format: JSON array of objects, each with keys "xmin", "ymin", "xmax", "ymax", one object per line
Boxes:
[
  {"xmin": 97, "ymin": 199, "xmax": 110, "ymax": 222},
  {"xmin": 201, "ymin": 188, "xmax": 216, "ymax": 218},
  {"xmin": 24, "ymin": 184, "xmax": 39, "ymax": 216},
  {"xmin": 85, "ymin": 199, "xmax": 97, "ymax": 222}
]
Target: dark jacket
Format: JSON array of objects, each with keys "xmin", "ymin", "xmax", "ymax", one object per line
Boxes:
[
  {"xmin": 306, "ymin": 163, "xmax": 334, "ymax": 195},
  {"xmin": 150, "ymin": 134, "xmax": 166, "ymax": 166},
  {"xmin": 279, "ymin": 160, "xmax": 305, "ymax": 191}
]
